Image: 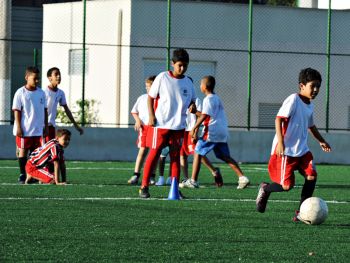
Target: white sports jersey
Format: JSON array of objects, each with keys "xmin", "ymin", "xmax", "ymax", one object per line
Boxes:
[
  {"xmin": 43, "ymin": 86, "xmax": 67, "ymax": 127},
  {"xmin": 200, "ymin": 94, "xmax": 228, "ymax": 142},
  {"xmin": 271, "ymin": 93, "xmax": 314, "ymax": 157},
  {"xmin": 131, "ymin": 94, "xmax": 149, "ymax": 124},
  {"xmin": 12, "ymin": 86, "xmax": 47, "ymax": 136},
  {"xmin": 185, "ymin": 98, "xmax": 202, "ymax": 131},
  {"xmin": 148, "ymin": 71, "xmax": 196, "ymax": 130}
]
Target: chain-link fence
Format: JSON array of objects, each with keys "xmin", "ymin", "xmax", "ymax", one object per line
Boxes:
[{"xmin": 1, "ymin": 0, "xmax": 349, "ymax": 131}]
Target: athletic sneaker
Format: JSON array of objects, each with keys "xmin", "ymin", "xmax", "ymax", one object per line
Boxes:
[
  {"xmin": 212, "ymin": 168, "xmax": 223, "ymax": 187},
  {"xmin": 139, "ymin": 187, "xmax": 150, "ymax": 198},
  {"xmin": 256, "ymin": 182, "xmax": 270, "ymax": 213},
  {"xmin": 292, "ymin": 210, "xmax": 301, "ymax": 222},
  {"xmin": 155, "ymin": 176, "xmax": 165, "ymax": 186},
  {"xmin": 18, "ymin": 174, "xmax": 26, "ymax": 184},
  {"xmin": 237, "ymin": 175, "xmax": 250, "ymax": 189},
  {"xmin": 181, "ymin": 179, "xmax": 199, "ymax": 189},
  {"xmin": 166, "ymin": 177, "xmax": 172, "ymax": 185},
  {"xmin": 149, "ymin": 176, "xmax": 156, "ymax": 185},
  {"xmin": 127, "ymin": 175, "xmax": 139, "ymax": 185}
]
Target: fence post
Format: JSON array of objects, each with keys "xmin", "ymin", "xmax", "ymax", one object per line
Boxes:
[
  {"xmin": 33, "ymin": 48, "xmax": 38, "ymax": 67},
  {"xmin": 325, "ymin": 0, "xmax": 332, "ymax": 133},
  {"xmin": 81, "ymin": 0, "xmax": 87, "ymax": 126},
  {"xmin": 247, "ymin": 0, "xmax": 253, "ymax": 130},
  {"xmin": 166, "ymin": 0, "xmax": 172, "ymax": 70}
]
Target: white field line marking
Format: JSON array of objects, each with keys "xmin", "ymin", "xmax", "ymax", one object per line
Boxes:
[{"xmin": 0, "ymin": 197, "xmax": 348, "ymax": 204}]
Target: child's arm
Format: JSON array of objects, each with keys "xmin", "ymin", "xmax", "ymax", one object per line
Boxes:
[
  {"xmin": 132, "ymin": 113, "xmax": 142, "ymax": 131},
  {"xmin": 14, "ymin": 110, "xmax": 23, "ymax": 137},
  {"xmin": 275, "ymin": 117, "xmax": 285, "ymax": 156},
  {"xmin": 147, "ymin": 96, "xmax": 156, "ymax": 126},
  {"xmin": 44, "ymin": 108, "xmax": 49, "ymax": 136},
  {"xmin": 190, "ymin": 113, "xmax": 208, "ymax": 141},
  {"xmin": 309, "ymin": 125, "xmax": 332, "ymax": 152},
  {"xmin": 63, "ymin": 105, "xmax": 84, "ymax": 135},
  {"xmin": 53, "ymin": 160, "xmax": 65, "ymax": 185}
]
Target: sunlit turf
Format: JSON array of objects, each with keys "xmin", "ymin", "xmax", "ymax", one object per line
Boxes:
[{"xmin": 0, "ymin": 160, "xmax": 349, "ymax": 262}]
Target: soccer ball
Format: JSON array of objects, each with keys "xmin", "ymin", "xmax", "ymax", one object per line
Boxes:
[{"xmin": 299, "ymin": 197, "xmax": 328, "ymax": 225}]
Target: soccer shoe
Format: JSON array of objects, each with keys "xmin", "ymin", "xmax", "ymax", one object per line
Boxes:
[
  {"xmin": 166, "ymin": 177, "xmax": 172, "ymax": 185},
  {"xmin": 292, "ymin": 210, "xmax": 301, "ymax": 222},
  {"xmin": 256, "ymin": 182, "xmax": 270, "ymax": 213},
  {"xmin": 18, "ymin": 174, "xmax": 26, "ymax": 184},
  {"xmin": 237, "ymin": 175, "xmax": 250, "ymax": 189},
  {"xmin": 139, "ymin": 187, "xmax": 150, "ymax": 198},
  {"xmin": 155, "ymin": 176, "xmax": 165, "ymax": 186},
  {"xmin": 149, "ymin": 176, "xmax": 156, "ymax": 185},
  {"xmin": 181, "ymin": 179, "xmax": 199, "ymax": 189},
  {"xmin": 127, "ymin": 175, "xmax": 139, "ymax": 185},
  {"xmin": 212, "ymin": 168, "xmax": 223, "ymax": 187}
]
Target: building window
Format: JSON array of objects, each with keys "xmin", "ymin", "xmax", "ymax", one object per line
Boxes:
[
  {"xmin": 69, "ymin": 49, "xmax": 88, "ymax": 75},
  {"xmin": 258, "ymin": 103, "xmax": 281, "ymax": 128}
]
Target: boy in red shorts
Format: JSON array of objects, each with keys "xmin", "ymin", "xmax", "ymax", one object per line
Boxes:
[
  {"xmin": 25, "ymin": 129, "xmax": 71, "ymax": 185},
  {"xmin": 139, "ymin": 48, "xmax": 196, "ymax": 198},
  {"xmin": 256, "ymin": 68, "xmax": 331, "ymax": 221},
  {"xmin": 12, "ymin": 66, "xmax": 48, "ymax": 183}
]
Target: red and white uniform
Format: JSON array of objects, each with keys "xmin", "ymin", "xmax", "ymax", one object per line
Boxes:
[
  {"xmin": 12, "ymin": 86, "xmax": 47, "ymax": 137},
  {"xmin": 269, "ymin": 93, "xmax": 317, "ymax": 188},
  {"xmin": 43, "ymin": 86, "xmax": 67, "ymax": 127},
  {"xmin": 25, "ymin": 139, "xmax": 64, "ymax": 183},
  {"xmin": 131, "ymin": 94, "xmax": 149, "ymax": 148},
  {"xmin": 181, "ymin": 98, "xmax": 202, "ymax": 156},
  {"xmin": 200, "ymin": 94, "xmax": 228, "ymax": 143}
]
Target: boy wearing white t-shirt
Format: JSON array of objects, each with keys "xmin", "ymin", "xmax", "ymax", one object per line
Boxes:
[
  {"xmin": 12, "ymin": 66, "xmax": 48, "ymax": 183},
  {"xmin": 186, "ymin": 76, "xmax": 249, "ymax": 189},
  {"xmin": 127, "ymin": 75, "xmax": 157, "ymax": 185},
  {"xmin": 44, "ymin": 67, "xmax": 83, "ymax": 142},
  {"xmin": 139, "ymin": 48, "xmax": 196, "ymax": 198},
  {"xmin": 256, "ymin": 68, "xmax": 331, "ymax": 221}
]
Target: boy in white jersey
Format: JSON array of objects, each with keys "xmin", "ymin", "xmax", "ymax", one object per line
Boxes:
[
  {"xmin": 12, "ymin": 66, "xmax": 48, "ymax": 183},
  {"xmin": 127, "ymin": 75, "xmax": 157, "ymax": 185},
  {"xmin": 139, "ymin": 48, "xmax": 196, "ymax": 198},
  {"xmin": 256, "ymin": 68, "xmax": 331, "ymax": 221},
  {"xmin": 44, "ymin": 67, "xmax": 83, "ymax": 142},
  {"xmin": 185, "ymin": 76, "xmax": 249, "ymax": 189}
]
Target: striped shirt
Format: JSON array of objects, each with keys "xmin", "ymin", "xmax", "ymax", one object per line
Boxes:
[{"xmin": 28, "ymin": 139, "xmax": 64, "ymax": 168}]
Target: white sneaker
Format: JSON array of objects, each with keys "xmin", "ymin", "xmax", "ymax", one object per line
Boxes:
[
  {"xmin": 166, "ymin": 177, "xmax": 172, "ymax": 185},
  {"xmin": 155, "ymin": 176, "xmax": 165, "ymax": 186},
  {"xmin": 237, "ymin": 176, "xmax": 250, "ymax": 189},
  {"xmin": 127, "ymin": 175, "xmax": 139, "ymax": 185},
  {"xmin": 180, "ymin": 179, "xmax": 199, "ymax": 189}
]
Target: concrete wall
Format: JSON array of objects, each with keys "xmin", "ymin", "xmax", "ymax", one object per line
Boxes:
[{"xmin": 1, "ymin": 125, "xmax": 349, "ymax": 164}]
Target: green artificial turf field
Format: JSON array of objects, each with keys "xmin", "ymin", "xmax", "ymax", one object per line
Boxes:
[{"xmin": 0, "ymin": 160, "xmax": 349, "ymax": 262}]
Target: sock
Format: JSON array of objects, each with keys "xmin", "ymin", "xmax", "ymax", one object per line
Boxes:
[
  {"xmin": 299, "ymin": 179, "xmax": 316, "ymax": 209},
  {"xmin": 133, "ymin": 172, "xmax": 141, "ymax": 178},
  {"xmin": 18, "ymin": 157, "xmax": 27, "ymax": 177},
  {"xmin": 151, "ymin": 173, "xmax": 156, "ymax": 179},
  {"xmin": 265, "ymin": 182, "xmax": 284, "ymax": 193}
]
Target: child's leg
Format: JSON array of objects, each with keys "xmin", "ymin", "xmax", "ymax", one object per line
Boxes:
[
  {"xmin": 18, "ymin": 148, "xmax": 28, "ymax": 182},
  {"xmin": 180, "ymin": 154, "xmax": 189, "ymax": 179},
  {"xmin": 298, "ymin": 152, "xmax": 317, "ymax": 209},
  {"xmin": 134, "ymin": 147, "xmax": 148, "ymax": 174},
  {"xmin": 191, "ymin": 153, "xmax": 202, "ymax": 181},
  {"xmin": 201, "ymin": 156, "xmax": 216, "ymax": 174},
  {"xmin": 141, "ymin": 148, "xmax": 162, "ymax": 188}
]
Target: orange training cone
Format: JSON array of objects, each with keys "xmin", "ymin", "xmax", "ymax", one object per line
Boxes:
[{"xmin": 168, "ymin": 177, "xmax": 180, "ymax": 200}]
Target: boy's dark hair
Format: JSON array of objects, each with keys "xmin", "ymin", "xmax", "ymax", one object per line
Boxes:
[
  {"xmin": 25, "ymin": 66, "xmax": 40, "ymax": 75},
  {"xmin": 47, "ymin": 67, "xmax": 60, "ymax": 77},
  {"xmin": 146, "ymin": 75, "xmax": 156, "ymax": 83},
  {"xmin": 203, "ymin": 75, "xmax": 216, "ymax": 92},
  {"xmin": 299, "ymin": 68, "xmax": 322, "ymax": 85},
  {"xmin": 56, "ymin": 129, "xmax": 71, "ymax": 138},
  {"xmin": 172, "ymin": 48, "xmax": 189, "ymax": 63}
]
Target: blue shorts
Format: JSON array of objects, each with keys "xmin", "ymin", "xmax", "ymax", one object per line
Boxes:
[{"xmin": 195, "ymin": 139, "xmax": 230, "ymax": 160}]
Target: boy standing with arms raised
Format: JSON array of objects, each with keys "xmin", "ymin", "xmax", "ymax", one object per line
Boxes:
[
  {"xmin": 256, "ymin": 68, "xmax": 331, "ymax": 221},
  {"xmin": 185, "ymin": 76, "xmax": 249, "ymax": 189},
  {"xmin": 139, "ymin": 48, "xmax": 196, "ymax": 198},
  {"xmin": 12, "ymin": 66, "xmax": 48, "ymax": 183}
]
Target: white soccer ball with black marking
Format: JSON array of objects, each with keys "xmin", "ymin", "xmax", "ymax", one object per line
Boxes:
[{"xmin": 299, "ymin": 197, "xmax": 328, "ymax": 225}]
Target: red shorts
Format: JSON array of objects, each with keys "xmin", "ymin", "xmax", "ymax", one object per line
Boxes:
[
  {"xmin": 146, "ymin": 127, "xmax": 184, "ymax": 150},
  {"xmin": 42, "ymin": 126, "xmax": 56, "ymax": 144},
  {"xmin": 25, "ymin": 162, "xmax": 54, "ymax": 184},
  {"xmin": 180, "ymin": 131, "xmax": 196, "ymax": 156},
  {"xmin": 268, "ymin": 151, "xmax": 317, "ymax": 188},
  {"xmin": 136, "ymin": 125, "xmax": 149, "ymax": 148},
  {"xmin": 16, "ymin": 136, "xmax": 42, "ymax": 151}
]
